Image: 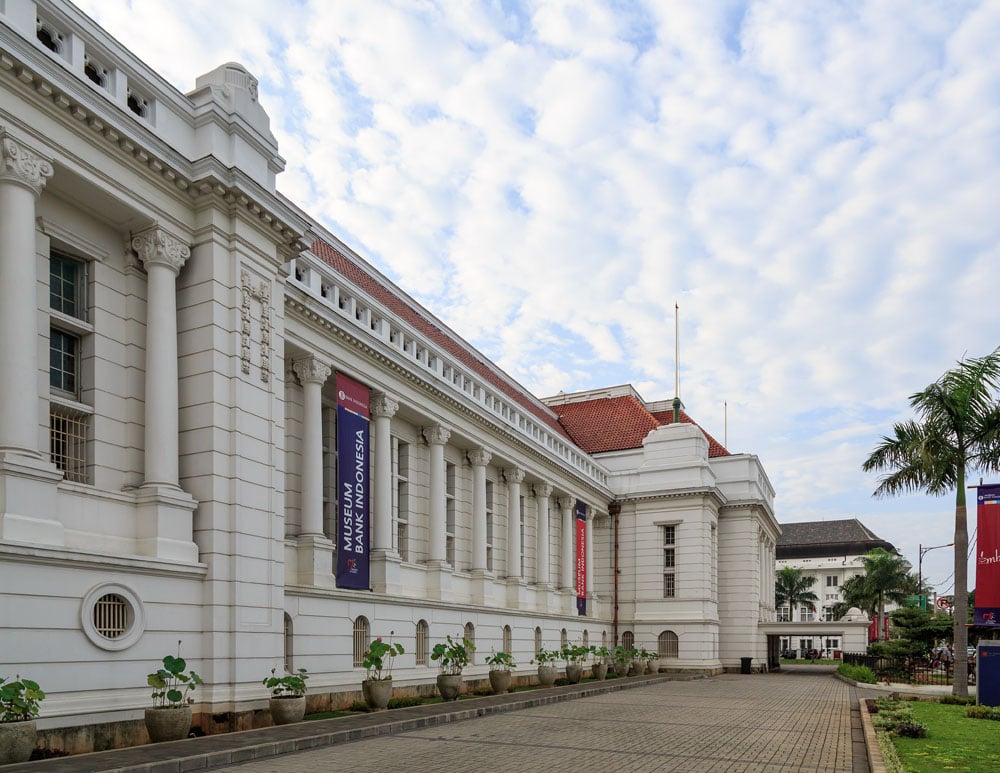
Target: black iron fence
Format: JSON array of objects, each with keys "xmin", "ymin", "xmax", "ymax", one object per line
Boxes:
[{"xmin": 842, "ymin": 652, "xmax": 975, "ymax": 686}]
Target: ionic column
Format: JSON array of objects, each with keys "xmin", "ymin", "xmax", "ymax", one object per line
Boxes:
[
  {"xmin": 559, "ymin": 497, "xmax": 574, "ymax": 590},
  {"xmin": 292, "ymin": 357, "xmax": 331, "ymax": 536},
  {"xmin": 0, "ymin": 136, "xmax": 53, "ymax": 457},
  {"xmin": 505, "ymin": 467, "xmax": 524, "ymax": 579},
  {"xmin": 535, "ymin": 483, "xmax": 552, "ymax": 586},
  {"xmin": 132, "ymin": 227, "xmax": 190, "ymax": 488},
  {"xmin": 370, "ymin": 392, "xmax": 399, "ymax": 553},
  {"xmin": 424, "ymin": 425, "xmax": 450, "ymax": 564},
  {"xmin": 585, "ymin": 505, "xmax": 595, "ymax": 602},
  {"xmin": 469, "ymin": 448, "xmax": 492, "ymax": 571}
]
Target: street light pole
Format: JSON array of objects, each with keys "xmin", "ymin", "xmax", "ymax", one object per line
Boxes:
[{"xmin": 918, "ymin": 542, "xmax": 954, "ymax": 611}]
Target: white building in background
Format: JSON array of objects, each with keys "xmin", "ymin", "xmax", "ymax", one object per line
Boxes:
[
  {"xmin": 0, "ymin": 0, "xmax": 778, "ymax": 753},
  {"xmin": 768, "ymin": 519, "xmax": 896, "ymax": 657}
]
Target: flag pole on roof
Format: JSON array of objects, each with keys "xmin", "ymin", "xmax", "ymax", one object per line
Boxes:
[{"xmin": 673, "ymin": 301, "xmax": 682, "ymax": 423}]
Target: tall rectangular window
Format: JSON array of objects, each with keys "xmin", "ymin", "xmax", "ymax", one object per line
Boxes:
[
  {"xmin": 48, "ymin": 252, "xmax": 92, "ymax": 483},
  {"xmin": 445, "ymin": 461, "xmax": 456, "ymax": 566},
  {"xmin": 519, "ymin": 495, "xmax": 526, "ymax": 577},
  {"xmin": 392, "ymin": 438, "xmax": 410, "ymax": 561},
  {"xmin": 663, "ymin": 525, "xmax": 676, "ymax": 598},
  {"xmin": 322, "ymin": 405, "xmax": 337, "ymax": 539},
  {"xmin": 826, "ymin": 575, "xmax": 838, "ymax": 587},
  {"xmin": 485, "ymin": 480, "xmax": 494, "ymax": 571}
]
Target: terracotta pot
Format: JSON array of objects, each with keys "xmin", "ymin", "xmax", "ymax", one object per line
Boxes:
[
  {"xmin": 269, "ymin": 695, "xmax": 306, "ymax": 724},
  {"xmin": 362, "ymin": 678, "xmax": 393, "ymax": 710},
  {"xmin": 0, "ymin": 719, "xmax": 36, "ymax": 764},
  {"xmin": 537, "ymin": 664, "xmax": 557, "ymax": 687},
  {"xmin": 592, "ymin": 663, "xmax": 608, "ymax": 681},
  {"xmin": 144, "ymin": 706, "xmax": 192, "ymax": 743},
  {"xmin": 488, "ymin": 670, "xmax": 512, "ymax": 695},
  {"xmin": 565, "ymin": 663, "xmax": 583, "ymax": 684},
  {"xmin": 436, "ymin": 673, "xmax": 463, "ymax": 701}
]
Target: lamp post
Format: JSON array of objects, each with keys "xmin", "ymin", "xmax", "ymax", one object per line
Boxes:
[{"xmin": 918, "ymin": 542, "xmax": 954, "ymax": 611}]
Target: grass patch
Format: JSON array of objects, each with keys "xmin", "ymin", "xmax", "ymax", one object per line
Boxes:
[{"xmin": 892, "ymin": 700, "xmax": 1000, "ymax": 772}]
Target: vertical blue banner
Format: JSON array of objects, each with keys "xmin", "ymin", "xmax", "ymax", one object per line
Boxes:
[
  {"xmin": 575, "ymin": 500, "xmax": 587, "ymax": 616},
  {"xmin": 336, "ymin": 374, "xmax": 370, "ymax": 590}
]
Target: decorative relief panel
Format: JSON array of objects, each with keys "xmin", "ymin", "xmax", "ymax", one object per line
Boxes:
[{"xmin": 241, "ymin": 269, "xmax": 272, "ymax": 383}]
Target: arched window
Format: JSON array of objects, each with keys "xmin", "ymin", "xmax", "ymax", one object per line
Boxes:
[
  {"xmin": 534, "ymin": 626, "xmax": 542, "ymax": 655},
  {"xmin": 602, "ymin": 630, "xmax": 607, "ymax": 648},
  {"xmin": 464, "ymin": 622, "xmax": 476, "ymax": 664},
  {"xmin": 622, "ymin": 630, "xmax": 634, "ymax": 649},
  {"xmin": 582, "ymin": 630, "xmax": 589, "ymax": 648},
  {"xmin": 658, "ymin": 630, "xmax": 679, "ymax": 658},
  {"xmin": 560, "ymin": 628, "xmax": 568, "ymax": 648},
  {"xmin": 353, "ymin": 616, "xmax": 370, "ymax": 667},
  {"xmin": 416, "ymin": 620, "xmax": 429, "ymax": 666},
  {"xmin": 503, "ymin": 624, "xmax": 512, "ymax": 654},
  {"xmin": 284, "ymin": 613, "xmax": 294, "ymax": 672}
]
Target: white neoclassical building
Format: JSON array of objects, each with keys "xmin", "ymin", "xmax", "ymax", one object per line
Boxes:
[{"xmin": 0, "ymin": 0, "xmax": 779, "ymax": 753}]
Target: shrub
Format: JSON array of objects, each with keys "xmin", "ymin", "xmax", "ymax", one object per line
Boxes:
[
  {"xmin": 965, "ymin": 704, "xmax": 1000, "ymax": 721},
  {"xmin": 938, "ymin": 694, "xmax": 975, "ymax": 705},
  {"xmin": 838, "ymin": 663, "xmax": 876, "ymax": 683},
  {"xmin": 895, "ymin": 721, "xmax": 928, "ymax": 738}
]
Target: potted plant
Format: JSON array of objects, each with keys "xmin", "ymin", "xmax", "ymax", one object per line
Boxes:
[
  {"xmin": 561, "ymin": 643, "xmax": 588, "ymax": 684},
  {"xmin": 532, "ymin": 648, "xmax": 560, "ymax": 687},
  {"xmin": 591, "ymin": 646, "xmax": 611, "ymax": 681},
  {"xmin": 361, "ymin": 633, "xmax": 403, "ymax": 710},
  {"xmin": 485, "ymin": 650, "xmax": 517, "ymax": 694},
  {"xmin": 640, "ymin": 647, "xmax": 659, "ymax": 674},
  {"xmin": 0, "ymin": 674, "xmax": 45, "ymax": 764},
  {"xmin": 627, "ymin": 647, "xmax": 643, "ymax": 676},
  {"xmin": 145, "ymin": 641, "xmax": 203, "ymax": 742},
  {"xmin": 612, "ymin": 645, "xmax": 631, "ymax": 677},
  {"xmin": 430, "ymin": 634, "xmax": 474, "ymax": 701},
  {"xmin": 262, "ymin": 667, "xmax": 309, "ymax": 725}
]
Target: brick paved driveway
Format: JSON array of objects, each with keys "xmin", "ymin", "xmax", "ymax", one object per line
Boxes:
[{"xmin": 210, "ymin": 671, "xmax": 864, "ymax": 773}]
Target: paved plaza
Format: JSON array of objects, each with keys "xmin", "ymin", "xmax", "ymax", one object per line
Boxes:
[
  {"xmin": 209, "ymin": 670, "xmax": 867, "ymax": 773},
  {"xmin": 6, "ymin": 670, "xmax": 870, "ymax": 773}
]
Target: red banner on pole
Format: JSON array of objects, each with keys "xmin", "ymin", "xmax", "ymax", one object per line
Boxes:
[
  {"xmin": 575, "ymin": 500, "xmax": 586, "ymax": 615},
  {"xmin": 975, "ymin": 483, "xmax": 1000, "ymax": 626}
]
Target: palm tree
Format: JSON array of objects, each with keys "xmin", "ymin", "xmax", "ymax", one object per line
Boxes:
[
  {"xmin": 775, "ymin": 567, "xmax": 818, "ymax": 621},
  {"xmin": 862, "ymin": 347, "xmax": 1000, "ymax": 696},
  {"xmin": 857, "ymin": 548, "xmax": 914, "ymax": 641}
]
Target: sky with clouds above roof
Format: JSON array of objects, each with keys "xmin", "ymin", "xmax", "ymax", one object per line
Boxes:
[{"xmin": 74, "ymin": 0, "xmax": 999, "ymax": 597}]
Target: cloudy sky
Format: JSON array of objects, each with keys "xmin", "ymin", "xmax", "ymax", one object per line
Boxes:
[{"xmin": 74, "ymin": 0, "xmax": 999, "ymax": 595}]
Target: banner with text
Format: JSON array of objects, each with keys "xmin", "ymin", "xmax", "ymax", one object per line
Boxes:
[
  {"xmin": 335, "ymin": 373, "xmax": 370, "ymax": 590},
  {"xmin": 575, "ymin": 500, "xmax": 587, "ymax": 615},
  {"xmin": 975, "ymin": 483, "xmax": 1000, "ymax": 626}
]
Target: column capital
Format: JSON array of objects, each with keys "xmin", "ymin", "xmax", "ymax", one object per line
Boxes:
[
  {"xmin": 558, "ymin": 496, "xmax": 575, "ymax": 510},
  {"xmin": 0, "ymin": 135, "xmax": 53, "ymax": 195},
  {"xmin": 468, "ymin": 447, "xmax": 492, "ymax": 467},
  {"xmin": 370, "ymin": 392, "xmax": 399, "ymax": 419},
  {"xmin": 131, "ymin": 227, "xmax": 190, "ymax": 273},
  {"xmin": 504, "ymin": 467, "xmax": 525, "ymax": 484},
  {"xmin": 534, "ymin": 483, "xmax": 553, "ymax": 499},
  {"xmin": 423, "ymin": 424, "xmax": 451, "ymax": 446},
  {"xmin": 292, "ymin": 356, "xmax": 331, "ymax": 385}
]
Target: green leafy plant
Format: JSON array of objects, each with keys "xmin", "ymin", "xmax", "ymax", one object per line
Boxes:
[
  {"xmin": 837, "ymin": 663, "xmax": 876, "ymax": 684},
  {"xmin": 0, "ymin": 675, "xmax": 45, "ymax": 722},
  {"xmin": 531, "ymin": 648, "xmax": 560, "ymax": 665},
  {"xmin": 430, "ymin": 634, "xmax": 474, "ymax": 675},
  {"xmin": 560, "ymin": 643, "xmax": 590, "ymax": 665},
  {"xmin": 485, "ymin": 650, "xmax": 516, "ymax": 671},
  {"xmin": 362, "ymin": 632, "xmax": 404, "ymax": 681},
  {"xmin": 593, "ymin": 646, "xmax": 611, "ymax": 665},
  {"xmin": 262, "ymin": 667, "xmax": 309, "ymax": 697},
  {"xmin": 147, "ymin": 640, "xmax": 203, "ymax": 708}
]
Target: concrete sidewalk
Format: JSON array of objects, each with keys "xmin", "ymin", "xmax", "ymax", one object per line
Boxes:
[{"xmin": 3, "ymin": 670, "xmax": 872, "ymax": 773}]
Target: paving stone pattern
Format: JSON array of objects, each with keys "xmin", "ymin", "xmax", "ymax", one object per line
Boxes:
[{"xmin": 210, "ymin": 672, "xmax": 860, "ymax": 773}]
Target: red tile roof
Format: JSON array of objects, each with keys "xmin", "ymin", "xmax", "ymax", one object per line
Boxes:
[
  {"xmin": 552, "ymin": 395, "xmax": 730, "ymax": 456},
  {"xmin": 310, "ymin": 238, "xmax": 572, "ymax": 441}
]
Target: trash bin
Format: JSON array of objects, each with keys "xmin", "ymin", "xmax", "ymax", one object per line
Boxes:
[{"xmin": 741, "ymin": 657, "xmax": 752, "ymax": 674}]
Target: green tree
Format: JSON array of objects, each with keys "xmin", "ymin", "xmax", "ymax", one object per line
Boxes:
[
  {"xmin": 861, "ymin": 548, "xmax": 914, "ymax": 641},
  {"xmin": 775, "ymin": 567, "xmax": 818, "ymax": 619},
  {"xmin": 862, "ymin": 347, "xmax": 1000, "ymax": 696},
  {"xmin": 888, "ymin": 607, "xmax": 953, "ymax": 655}
]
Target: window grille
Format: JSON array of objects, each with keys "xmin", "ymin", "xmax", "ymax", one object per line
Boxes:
[
  {"xmin": 663, "ymin": 524, "xmax": 676, "ymax": 598},
  {"xmin": 416, "ymin": 620, "xmax": 429, "ymax": 665},
  {"xmin": 50, "ymin": 404, "xmax": 88, "ymax": 483},
  {"xmin": 519, "ymin": 495, "xmax": 525, "ymax": 577},
  {"xmin": 658, "ymin": 630, "xmax": 679, "ymax": 658},
  {"xmin": 534, "ymin": 626, "xmax": 542, "ymax": 655},
  {"xmin": 93, "ymin": 593, "xmax": 129, "ymax": 638},
  {"xmin": 502, "ymin": 625, "xmax": 512, "ymax": 653},
  {"xmin": 393, "ymin": 439, "xmax": 410, "ymax": 561},
  {"xmin": 353, "ymin": 616, "xmax": 370, "ymax": 667},
  {"xmin": 601, "ymin": 631, "xmax": 607, "ymax": 648},
  {"xmin": 284, "ymin": 614, "xmax": 293, "ymax": 672},
  {"xmin": 485, "ymin": 481, "xmax": 494, "ymax": 571},
  {"xmin": 621, "ymin": 631, "xmax": 634, "ymax": 650},
  {"xmin": 582, "ymin": 630, "xmax": 589, "ymax": 648},
  {"xmin": 445, "ymin": 462, "xmax": 456, "ymax": 566},
  {"xmin": 560, "ymin": 628, "xmax": 567, "ymax": 648}
]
